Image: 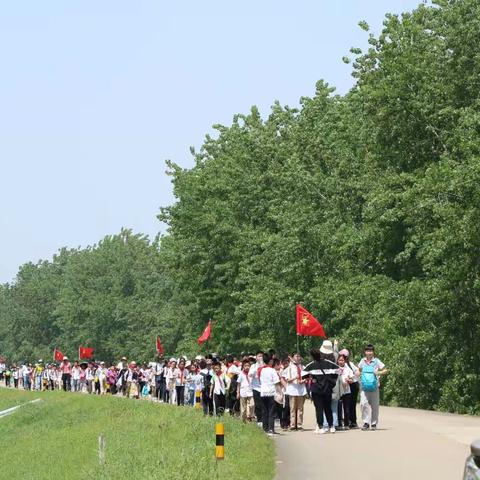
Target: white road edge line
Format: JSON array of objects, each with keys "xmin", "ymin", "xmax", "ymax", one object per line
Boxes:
[{"xmin": 0, "ymin": 398, "xmax": 42, "ymax": 418}]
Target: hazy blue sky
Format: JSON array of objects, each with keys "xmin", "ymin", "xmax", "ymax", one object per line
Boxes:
[{"xmin": 0, "ymin": 0, "xmax": 422, "ymax": 283}]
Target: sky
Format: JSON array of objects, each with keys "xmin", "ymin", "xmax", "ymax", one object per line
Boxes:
[{"xmin": 0, "ymin": 0, "xmax": 423, "ymax": 283}]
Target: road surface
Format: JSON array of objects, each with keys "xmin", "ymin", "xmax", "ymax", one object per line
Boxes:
[{"xmin": 275, "ymin": 401, "xmax": 479, "ymax": 479}]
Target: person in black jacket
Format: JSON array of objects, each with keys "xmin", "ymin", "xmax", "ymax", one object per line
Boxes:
[{"xmin": 303, "ymin": 341, "xmax": 338, "ymax": 434}]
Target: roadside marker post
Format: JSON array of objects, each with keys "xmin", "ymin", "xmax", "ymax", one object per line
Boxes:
[{"xmin": 215, "ymin": 422, "xmax": 225, "ymax": 460}]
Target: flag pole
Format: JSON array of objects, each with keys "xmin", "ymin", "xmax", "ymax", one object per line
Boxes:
[{"xmin": 296, "ymin": 334, "xmax": 300, "ymax": 354}]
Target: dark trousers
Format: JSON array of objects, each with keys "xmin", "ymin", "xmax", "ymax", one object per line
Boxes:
[
  {"xmin": 213, "ymin": 393, "xmax": 225, "ymax": 415},
  {"xmin": 281, "ymin": 395, "xmax": 290, "ymax": 428},
  {"xmin": 340, "ymin": 393, "xmax": 351, "ymax": 427},
  {"xmin": 202, "ymin": 391, "xmax": 213, "ymax": 415},
  {"xmin": 62, "ymin": 373, "xmax": 71, "ymax": 391},
  {"xmin": 176, "ymin": 386, "xmax": 185, "ymax": 406},
  {"xmin": 261, "ymin": 396, "xmax": 276, "ymax": 432},
  {"xmin": 13, "ymin": 378, "xmax": 18, "ymax": 388},
  {"xmin": 253, "ymin": 389, "xmax": 263, "ymax": 422},
  {"xmin": 349, "ymin": 382, "xmax": 359, "ymax": 426},
  {"xmin": 162, "ymin": 383, "xmax": 170, "ymax": 403},
  {"xmin": 155, "ymin": 377, "xmax": 163, "ymax": 401},
  {"xmin": 312, "ymin": 391, "xmax": 333, "ymax": 428}
]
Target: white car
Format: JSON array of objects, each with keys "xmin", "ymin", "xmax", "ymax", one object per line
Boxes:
[{"xmin": 464, "ymin": 439, "xmax": 480, "ymax": 479}]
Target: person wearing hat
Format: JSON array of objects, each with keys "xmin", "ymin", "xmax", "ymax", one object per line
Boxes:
[
  {"xmin": 358, "ymin": 344, "xmax": 388, "ymax": 431},
  {"xmin": 339, "ymin": 348, "xmax": 360, "ymax": 428},
  {"xmin": 60, "ymin": 356, "xmax": 72, "ymax": 391},
  {"xmin": 303, "ymin": 340, "xmax": 339, "ymax": 434}
]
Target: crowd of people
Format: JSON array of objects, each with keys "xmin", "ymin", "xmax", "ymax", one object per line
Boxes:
[{"xmin": 0, "ymin": 340, "xmax": 387, "ymax": 436}]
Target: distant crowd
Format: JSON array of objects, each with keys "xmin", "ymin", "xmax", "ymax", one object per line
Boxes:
[{"xmin": 0, "ymin": 340, "xmax": 387, "ymax": 436}]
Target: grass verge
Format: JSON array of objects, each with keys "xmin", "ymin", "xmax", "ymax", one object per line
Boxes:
[{"xmin": 0, "ymin": 389, "xmax": 275, "ymax": 480}]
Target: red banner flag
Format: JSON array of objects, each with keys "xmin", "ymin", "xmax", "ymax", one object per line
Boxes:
[
  {"xmin": 296, "ymin": 305, "xmax": 326, "ymax": 338},
  {"xmin": 53, "ymin": 348, "xmax": 65, "ymax": 362},
  {"xmin": 156, "ymin": 336, "xmax": 164, "ymax": 355},
  {"xmin": 197, "ymin": 320, "xmax": 212, "ymax": 345},
  {"xmin": 79, "ymin": 346, "xmax": 94, "ymax": 359}
]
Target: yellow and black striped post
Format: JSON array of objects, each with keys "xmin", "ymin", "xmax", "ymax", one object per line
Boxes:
[
  {"xmin": 195, "ymin": 390, "xmax": 201, "ymax": 409},
  {"xmin": 215, "ymin": 423, "xmax": 225, "ymax": 460}
]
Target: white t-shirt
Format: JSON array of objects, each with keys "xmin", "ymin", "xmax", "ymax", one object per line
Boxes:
[
  {"xmin": 237, "ymin": 371, "xmax": 253, "ymax": 398},
  {"xmin": 282, "ymin": 363, "xmax": 307, "ymax": 397},
  {"xmin": 249, "ymin": 362, "xmax": 263, "ymax": 392},
  {"xmin": 345, "ymin": 361, "xmax": 359, "ymax": 383},
  {"xmin": 72, "ymin": 366, "xmax": 81, "ymax": 380},
  {"xmin": 259, "ymin": 367, "xmax": 280, "ymax": 397},
  {"xmin": 358, "ymin": 357, "xmax": 385, "ymax": 370},
  {"xmin": 212, "ymin": 373, "xmax": 226, "ymax": 395},
  {"xmin": 191, "ymin": 373, "xmax": 204, "ymax": 392}
]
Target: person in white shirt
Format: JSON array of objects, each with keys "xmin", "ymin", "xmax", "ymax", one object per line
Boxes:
[
  {"xmin": 165, "ymin": 359, "xmax": 178, "ymax": 405},
  {"xmin": 358, "ymin": 344, "xmax": 388, "ymax": 431},
  {"xmin": 86, "ymin": 363, "xmax": 95, "ymax": 394},
  {"xmin": 339, "ymin": 348, "xmax": 360, "ymax": 428},
  {"xmin": 282, "ymin": 353, "xmax": 307, "ymax": 430},
  {"xmin": 210, "ymin": 363, "xmax": 227, "ymax": 416},
  {"xmin": 259, "ymin": 353, "xmax": 280, "ymax": 435},
  {"xmin": 248, "ymin": 351, "xmax": 265, "ymax": 424},
  {"xmin": 337, "ymin": 354, "xmax": 355, "ymax": 429},
  {"xmin": 237, "ymin": 359, "xmax": 254, "ymax": 422},
  {"xmin": 71, "ymin": 362, "xmax": 82, "ymax": 392},
  {"xmin": 152, "ymin": 358, "xmax": 165, "ymax": 402},
  {"xmin": 97, "ymin": 362, "xmax": 107, "ymax": 395}
]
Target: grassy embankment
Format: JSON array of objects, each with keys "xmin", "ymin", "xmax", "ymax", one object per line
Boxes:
[{"xmin": 0, "ymin": 389, "xmax": 275, "ymax": 480}]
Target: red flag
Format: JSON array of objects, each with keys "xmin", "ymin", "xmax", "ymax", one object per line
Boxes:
[
  {"xmin": 79, "ymin": 346, "xmax": 94, "ymax": 359},
  {"xmin": 156, "ymin": 336, "xmax": 164, "ymax": 355},
  {"xmin": 197, "ymin": 320, "xmax": 212, "ymax": 345},
  {"xmin": 296, "ymin": 305, "xmax": 326, "ymax": 338},
  {"xmin": 53, "ymin": 348, "xmax": 65, "ymax": 362}
]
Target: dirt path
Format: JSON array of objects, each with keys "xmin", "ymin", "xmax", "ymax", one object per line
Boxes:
[{"xmin": 275, "ymin": 401, "xmax": 479, "ymax": 479}]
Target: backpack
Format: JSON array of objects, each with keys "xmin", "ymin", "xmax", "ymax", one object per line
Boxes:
[{"xmin": 360, "ymin": 360, "xmax": 378, "ymax": 392}]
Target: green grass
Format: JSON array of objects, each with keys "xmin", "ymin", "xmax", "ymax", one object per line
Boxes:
[
  {"xmin": 0, "ymin": 388, "xmax": 39, "ymax": 410},
  {"xmin": 0, "ymin": 389, "xmax": 275, "ymax": 480}
]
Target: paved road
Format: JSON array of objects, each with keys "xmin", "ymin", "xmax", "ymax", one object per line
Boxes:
[{"xmin": 275, "ymin": 401, "xmax": 480, "ymax": 479}]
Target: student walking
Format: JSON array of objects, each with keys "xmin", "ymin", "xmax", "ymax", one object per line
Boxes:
[
  {"xmin": 282, "ymin": 353, "xmax": 307, "ymax": 430},
  {"xmin": 259, "ymin": 353, "xmax": 280, "ymax": 436},
  {"xmin": 358, "ymin": 344, "xmax": 388, "ymax": 431},
  {"xmin": 249, "ymin": 351, "xmax": 265, "ymax": 424},
  {"xmin": 237, "ymin": 359, "xmax": 255, "ymax": 422},
  {"xmin": 339, "ymin": 348, "xmax": 360, "ymax": 428},
  {"xmin": 211, "ymin": 363, "xmax": 227, "ymax": 415},
  {"xmin": 60, "ymin": 357, "xmax": 72, "ymax": 391},
  {"xmin": 303, "ymin": 341, "xmax": 338, "ymax": 434}
]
